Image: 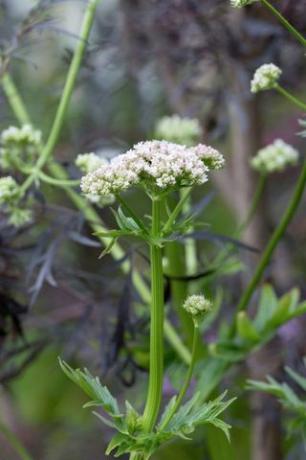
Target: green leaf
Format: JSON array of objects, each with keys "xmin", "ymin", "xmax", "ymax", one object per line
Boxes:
[
  {"xmin": 236, "ymin": 312, "xmax": 260, "ymax": 343},
  {"xmin": 253, "ymin": 284, "xmax": 278, "ymax": 331},
  {"xmin": 267, "ymin": 289, "xmax": 300, "ymax": 328},
  {"xmin": 58, "ymin": 359, "xmax": 122, "ymax": 422},
  {"xmin": 157, "ymin": 396, "xmax": 177, "ymax": 430},
  {"xmin": 286, "ymin": 366, "xmax": 306, "ymax": 392}
]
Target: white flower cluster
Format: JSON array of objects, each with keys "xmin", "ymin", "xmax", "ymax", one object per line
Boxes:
[
  {"xmin": 81, "ymin": 140, "xmax": 224, "ymax": 197},
  {"xmin": 183, "ymin": 294, "xmax": 212, "ymax": 321},
  {"xmin": 251, "ymin": 139, "xmax": 299, "ymax": 173},
  {"xmin": 251, "ymin": 64, "xmax": 282, "ymax": 93},
  {"xmin": 155, "ymin": 115, "xmax": 201, "ymax": 146},
  {"xmin": 0, "ymin": 176, "xmax": 20, "ymax": 205},
  {"xmin": 0, "ymin": 176, "xmax": 32, "ymax": 227},
  {"xmin": 230, "ymin": 0, "xmax": 258, "ymax": 7},
  {"xmin": 75, "ymin": 153, "xmax": 107, "ymax": 174},
  {"xmin": 0, "ymin": 124, "xmax": 42, "ymax": 171}
]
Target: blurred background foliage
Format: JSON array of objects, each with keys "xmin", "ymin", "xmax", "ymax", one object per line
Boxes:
[{"xmin": 0, "ymin": 0, "xmax": 306, "ymax": 459}]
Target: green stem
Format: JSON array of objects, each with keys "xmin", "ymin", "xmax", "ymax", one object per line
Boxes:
[
  {"xmin": 38, "ymin": 171, "xmax": 80, "ymax": 187},
  {"xmin": 162, "ymin": 188, "xmax": 192, "ymax": 235},
  {"xmin": 275, "ymin": 85, "xmax": 306, "ymax": 112},
  {"xmin": 21, "ymin": 0, "xmax": 100, "ymax": 194},
  {"xmin": 260, "ymin": 0, "xmax": 306, "ymax": 48},
  {"xmin": 159, "ymin": 322, "xmax": 199, "ymax": 430},
  {"xmin": 236, "ymin": 158, "xmax": 306, "ymax": 312},
  {"xmin": 142, "ymin": 197, "xmax": 164, "ymax": 432},
  {"xmin": 0, "ymin": 419, "xmax": 33, "ymax": 460},
  {"xmin": 1, "ymin": 78, "xmax": 191, "ymax": 364}
]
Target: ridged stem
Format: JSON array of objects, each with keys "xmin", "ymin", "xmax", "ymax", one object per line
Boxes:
[{"xmin": 142, "ymin": 197, "xmax": 164, "ymax": 432}]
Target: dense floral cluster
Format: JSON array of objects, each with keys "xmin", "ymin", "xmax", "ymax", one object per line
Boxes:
[
  {"xmin": 183, "ymin": 294, "xmax": 212, "ymax": 321},
  {"xmin": 81, "ymin": 140, "xmax": 224, "ymax": 197},
  {"xmin": 155, "ymin": 115, "xmax": 201, "ymax": 146},
  {"xmin": 0, "ymin": 124, "xmax": 42, "ymax": 171},
  {"xmin": 251, "ymin": 64, "xmax": 282, "ymax": 93},
  {"xmin": 0, "ymin": 176, "xmax": 32, "ymax": 226},
  {"xmin": 251, "ymin": 139, "xmax": 299, "ymax": 173},
  {"xmin": 230, "ymin": 0, "xmax": 258, "ymax": 7}
]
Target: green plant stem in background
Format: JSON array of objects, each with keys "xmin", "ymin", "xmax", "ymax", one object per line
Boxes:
[
  {"xmin": 0, "ymin": 419, "xmax": 33, "ymax": 460},
  {"xmin": 20, "ymin": 0, "xmax": 100, "ymax": 194},
  {"xmin": 260, "ymin": 0, "xmax": 306, "ymax": 48},
  {"xmin": 275, "ymin": 85, "xmax": 306, "ymax": 112},
  {"xmin": 1, "ymin": 79, "xmax": 191, "ymax": 364},
  {"xmin": 236, "ymin": 158, "xmax": 306, "ymax": 312},
  {"xmin": 159, "ymin": 322, "xmax": 199, "ymax": 430},
  {"xmin": 142, "ymin": 198, "xmax": 164, "ymax": 432}
]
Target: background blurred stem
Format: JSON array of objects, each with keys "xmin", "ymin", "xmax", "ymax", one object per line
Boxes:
[
  {"xmin": 260, "ymin": 0, "xmax": 306, "ymax": 47},
  {"xmin": 1, "ymin": 75, "xmax": 191, "ymax": 364},
  {"xmin": 0, "ymin": 419, "xmax": 33, "ymax": 460},
  {"xmin": 275, "ymin": 85, "xmax": 306, "ymax": 111},
  {"xmin": 236, "ymin": 159, "xmax": 306, "ymax": 313}
]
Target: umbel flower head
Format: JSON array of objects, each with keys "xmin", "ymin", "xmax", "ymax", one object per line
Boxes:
[
  {"xmin": 155, "ymin": 115, "xmax": 201, "ymax": 146},
  {"xmin": 81, "ymin": 140, "xmax": 224, "ymax": 198},
  {"xmin": 251, "ymin": 64, "xmax": 282, "ymax": 93},
  {"xmin": 0, "ymin": 176, "xmax": 32, "ymax": 227},
  {"xmin": 251, "ymin": 139, "xmax": 299, "ymax": 173},
  {"xmin": 230, "ymin": 0, "xmax": 258, "ymax": 7},
  {"xmin": 0, "ymin": 124, "xmax": 42, "ymax": 171},
  {"xmin": 183, "ymin": 295, "xmax": 212, "ymax": 323}
]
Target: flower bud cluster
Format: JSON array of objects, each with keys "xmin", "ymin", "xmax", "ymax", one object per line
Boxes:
[
  {"xmin": 251, "ymin": 64, "xmax": 282, "ymax": 93},
  {"xmin": 81, "ymin": 140, "xmax": 224, "ymax": 198},
  {"xmin": 0, "ymin": 124, "xmax": 42, "ymax": 171},
  {"xmin": 251, "ymin": 139, "xmax": 299, "ymax": 173},
  {"xmin": 75, "ymin": 153, "xmax": 107, "ymax": 174},
  {"xmin": 183, "ymin": 294, "xmax": 212, "ymax": 323},
  {"xmin": 230, "ymin": 0, "xmax": 258, "ymax": 7},
  {"xmin": 0, "ymin": 176, "xmax": 32, "ymax": 227},
  {"xmin": 155, "ymin": 115, "xmax": 201, "ymax": 146}
]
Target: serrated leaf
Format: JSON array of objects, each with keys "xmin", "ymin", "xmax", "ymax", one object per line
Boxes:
[
  {"xmin": 157, "ymin": 396, "xmax": 177, "ymax": 430},
  {"xmin": 286, "ymin": 366, "xmax": 306, "ymax": 392}
]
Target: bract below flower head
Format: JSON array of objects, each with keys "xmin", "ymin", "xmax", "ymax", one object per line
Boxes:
[
  {"xmin": 230, "ymin": 0, "xmax": 258, "ymax": 7},
  {"xmin": 81, "ymin": 140, "xmax": 224, "ymax": 199},
  {"xmin": 251, "ymin": 64, "xmax": 282, "ymax": 93},
  {"xmin": 251, "ymin": 139, "xmax": 299, "ymax": 173},
  {"xmin": 155, "ymin": 115, "xmax": 201, "ymax": 146}
]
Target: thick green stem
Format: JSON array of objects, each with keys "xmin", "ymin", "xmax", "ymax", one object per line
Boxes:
[
  {"xmin": 260, "ymin": 0, "xmax": 306, "ymax": 48},
  {"xmin": 275, "ymin": 85, "xmax": 306, "ymax": 112},
  {"xmin": 142, "ymin": 198, "xmax": 164, "ymax": 432},
  {"xmin": 236, "ymin": 159, "xmax": 306, "ymax": 312},
  {"xmin": 159, "ymin": 322, "xmax": 199, "ymax": 430}
]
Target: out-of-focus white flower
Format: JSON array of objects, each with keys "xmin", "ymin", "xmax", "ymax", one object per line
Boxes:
[
  {"xmin": 183, "ymin": 294, "xmax": 212, "ymax": 322},
  {"xmin": 230, "ymin": 0, "xmax": 258, "ymax": 7},
  {"xmin": 8, "ymin": 208, "xmax": 32, "ymax": 227},
  {"xmin": 251, "ymin": 64, "xmax": 282, "ymax": 93},
  {"xmin": 0, "ymin": 176, "xmax": 20, "ymax": 205},
  {"xmin": 81, "ymin": 140, "xmax": 224, "ymax": 198},
  {"xmin": 155, "ymin": 115, "xmax": 201, "ymax": 146},
  {"xmin": 0, "ymin": 124, "xmax": 42, "ymax": 170},
  {"xmin": 251, "ymin": 139, "xmax": 299, "ymax": 173},
  {"xmin": 192, "ymin": 144, "xmax": 225, "ymax": 170},
  {"xmin": 75, "ymin": 153, "xmax": 107, "ymax": 174}
]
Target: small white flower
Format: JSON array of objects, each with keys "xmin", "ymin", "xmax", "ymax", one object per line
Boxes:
[
  {"xmin": 0, "ymin": 124, "xmax": 42, "ymax": 170},
  {"xmin": 81, "ymin": 140, "xmax": 224, "ymax": 198},
  {"xmin": 8, "ymin": 208, "xmax": 32, "ymax": 227},
  {"xmin": 251, "ymin": 139, "xmax": 299, "ymax": 173},
  {"xmin": 230, "ymin": 0, "xmax": 258, "ymax": 7},
  {"xmin": 183, "ymin": 294, "xmax": 212, "ymax": 321},
  {"xmin": 251, "ymin": 64, "xmax": 282, "ymax": 93},
  {"xmin": 192, "ymin": 144, "xmax": 225, "ymax": 170},
  {"xmin": 0, "ymin": 176, "xmax": 20, "ymax": 205},
  {"xmin": 155, "ymin": 115, "xmax": 201, "ymax": 146}
]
